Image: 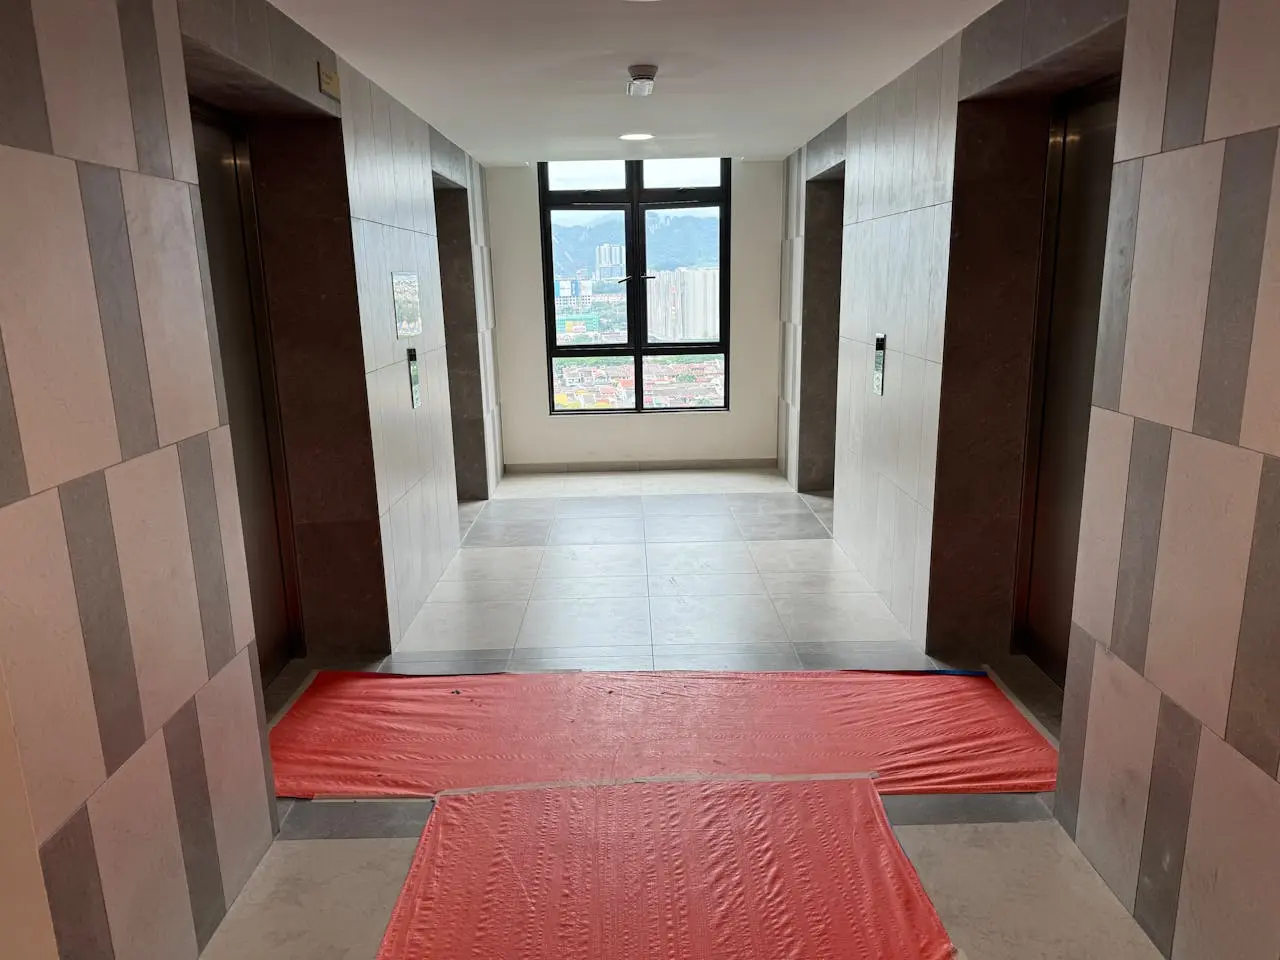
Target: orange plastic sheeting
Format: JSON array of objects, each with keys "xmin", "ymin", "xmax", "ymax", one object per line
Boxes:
[
  {"xmin": 271, "ymin": 670, "xmax": 1056, "ymax": 798},
  {"xmin": 378, "ymin": 778, "xmax": 955, "ymax": 960}
]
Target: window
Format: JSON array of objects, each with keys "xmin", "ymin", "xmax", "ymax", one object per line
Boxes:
[{"xmin": 539, "ymin": 158, "xmax": 731, "ymax": 413}]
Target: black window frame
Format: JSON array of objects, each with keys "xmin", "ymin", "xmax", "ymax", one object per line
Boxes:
[{"xmin": 538, "ymin": 158, "xmax": 732, "ymax": 415}]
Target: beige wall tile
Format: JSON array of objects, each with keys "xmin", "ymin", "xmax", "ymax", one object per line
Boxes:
[
  {"xmin": 0, "ymin": 660, "xmax": 62, "ymax": 960},
  {"xmin": 122, "ymin": 171, "xmax": 219, "ymax": 446},
  {"xmin": 1147, "ymin": 432, "xmax": 1261, "ymax": 736},
  {"xmin": 108, "ymin": 446, "xmax": 207, "ymax": 735},
  {"xmin": 208, "ymin": 427, "xmax": 253, "ymax": 652},
  {"xmin": 1204, "ymin": 0, "xmax": 1280, "ymax": 142},
  {"xmin": 89, "ymin": 735, "xmax": 198, "ymax": 960},
  {"xmin": 1120, "ymin": 142, "xmax": 1223, "ymax": 430},
  {"xmin": 0, "ymin": 491, "xmax": 106, "ymax": 843},
  {"xmin": 196, "ymin": 651, "xmax": 271, "ymax": 906},
  {"xmin": 1174, "ymin": 732, "xmax": 1280, "ymax": 959},
  {"xmin": 1239, "ymin": 139, "xmax": 1280, "ymax": 454},
  {"xmin": 151, "ymin": 0, "xmax": 196, "ymax": 183},
  {"xmin": 30, "ymin": 0, "xmax": 137, "ymax": 169},
  {"xmin": 1115, "ymin": 0, "xmax": 1177, "ymax": 162},
  {"xmin": 1076, "ymin": 648, "xmax": 1161, "ymax": 911},
  {"xmin": 1072, "ymin": 408, "xmax": 1134, "ymax": 646},
  {"xmin": 0, "ymin": 146, "xmax": 120, "ymax": 492}
]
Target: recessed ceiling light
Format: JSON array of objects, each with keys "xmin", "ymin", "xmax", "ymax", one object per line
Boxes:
[{"xmin": 619, "ymin": 133, "xmax": 654, "ymax": 141}]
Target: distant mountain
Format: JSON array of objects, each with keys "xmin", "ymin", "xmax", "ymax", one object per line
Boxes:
[{"xmin": 550, "ymin": 212, "xmax": 720, "ymax": 278}]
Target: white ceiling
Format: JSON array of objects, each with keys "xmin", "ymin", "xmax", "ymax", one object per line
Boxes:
[{"xmin": 273, "ymin": 0, "xmax": 999, "ymax": 165}]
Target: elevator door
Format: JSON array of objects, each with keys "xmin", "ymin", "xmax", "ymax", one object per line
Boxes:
[
  {"xmin": 1016, "ymin": 84, "xmax": 1119, "ymax": 684},
  {"xmin": 193, "ymin": 114, "xmax": 298, "ymax": 686}
]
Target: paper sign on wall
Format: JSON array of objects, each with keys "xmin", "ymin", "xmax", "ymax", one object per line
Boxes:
[{"xmin": 392, "ymin": 272, "xmax": 423, "ymax": 338}]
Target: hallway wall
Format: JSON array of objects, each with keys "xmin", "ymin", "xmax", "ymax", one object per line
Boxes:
[
  {"xmin": 1057, "ymin": 0, "xmax": 1280, "ymax": 954},
  {"xmin": 338, "ymin": 64, "xmax": 463, "ymax": 648},
  {"xmin": 830, "ymin": 43, "xmax": 958, "ymax": 647},
  {"xmin": 488, "ymin": 161, "xmax": 784, "ymax": 469},
  {"xmin": 0, "ymin": 0, "xmax": 273, "ymax": 954}
]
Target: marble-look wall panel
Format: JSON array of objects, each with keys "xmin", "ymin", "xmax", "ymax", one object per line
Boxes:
[
  {"xmin": 0, "ymin": 2, "xmax": 273, "ymax": 955},
  {"xmin": 831, "ymin": 42, "xmax": 959, "ymax": 647},
  {"xmin": 1057, "ymin": 2, "xmax": 1280, "ymax": 950},
  {"xmin": 340, "ymin": 61, "xmax": 461, "ymax": 646}
]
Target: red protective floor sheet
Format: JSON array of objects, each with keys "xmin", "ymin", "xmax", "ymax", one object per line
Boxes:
[
  {"xmin": 271, "ymin": 670, "xmax": 1056, "ymax": 797},
  {"xmin": 378, "ymin": 778, "xmax": 955, "ymax": 960}
]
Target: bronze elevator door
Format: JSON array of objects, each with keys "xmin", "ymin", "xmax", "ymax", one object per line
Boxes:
[
  {"xmin": 193, "ymin": 113, "xmax": 299, "ymax": 686},
  {"xmin": 1016, "ymin": 83, "xmax": 1119, "ymax": 684}
]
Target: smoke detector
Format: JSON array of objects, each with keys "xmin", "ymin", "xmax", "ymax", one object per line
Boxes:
[{"xmin": 627, "ymin": 65, "xmax": 657, "ymax": 97}]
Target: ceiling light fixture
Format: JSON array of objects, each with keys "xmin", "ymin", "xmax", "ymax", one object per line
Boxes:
[
  {"xmin": 619, "ymin": 133, "xmax": 654, "ymax": 141},
  {"xmin": 627, "ymin": 64, "xmax": 657, "ymax": 97}
]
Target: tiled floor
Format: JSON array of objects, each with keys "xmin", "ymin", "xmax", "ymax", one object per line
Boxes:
[{"xmin": 225, "ymin": 470, "xmax": 1159, "ymax": 958}]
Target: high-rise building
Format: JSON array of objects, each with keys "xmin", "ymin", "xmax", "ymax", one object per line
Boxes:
[
  {"xmin": 648, "ymin": 267, "xmax": 720, "ymax": 341},
  {"xmin": 594, "ymin": 242, "xmax": 625, "ymax": 281}
]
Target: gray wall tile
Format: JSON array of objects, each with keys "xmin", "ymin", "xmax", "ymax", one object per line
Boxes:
[
  {"xmin": 264, "ymin": 4, "xmax": 339, "ymax": 117},
  {"xmin": 78, "ymin": 161, "xmax": 159, "ymax": 460},
  {"xmin": 117, "ymin": 0, "xmax": 173, "ymax": 178},
  {"xmin": 958, "ymin": 0, "xmax": 1027, "ymax": 99},
  {"xmin": 164, "ymin": 699, "xmax": 225, "ymax": 951},
  {"xmin": 1022, "ymin": 0, "xmax": 1128, "ymax": 67},
  {"xmin": 429, "ymin": 126, "xmax": 467, "ymax": 187},
  {"xmin": 178, "ymin": 434, "xmax": 236, "ymax": 677},
  {"xmin": 60, "ymin": 471, "xmax": 145, "ymax": 776},
  {"xmin": 805, "ymin": 114, "xmax": 847, "ymax": 180},
  {"xmin": 1094, "ymin": 158, "xmax": 1143, "ymax": 410},
  {"xmin": 0, "ymin": 0, "xmax": 51, "ymax": 152},
  {"xmin": 1162, "ymin": 0, "xmax": 1220, "ymax": 151},
  {"xmin": 39, "ymin": 806, "xmax": 115, "ymax": 960},
  {"xmin": 1056, "ymin": 623, "xmax": 1098, "ymax": 838},
  {"xmin": 1225, "ymin": 456, "xmax": 1280, "ymax": 776},
  {"xmin": 245, "ymin": 641, "xmax": 279, "ymax": 833},
  {"xmin": 1194, "ymin": 127, "xmax": 1277, "ymax": 444},
  {"xmin": 188, "ymin": 186, "xmax": 228, "ymax": 426},
  {"xmin": 1135, "ymin": 695, "xmax": 1201, "ymax": 956},
  {"xmin": 0, "ymin": 325, "xmax": 28, "ymax": 508},
  {"xmin": 1111, "ymin": 418, "xmax": 1171, "ymax": 674}
]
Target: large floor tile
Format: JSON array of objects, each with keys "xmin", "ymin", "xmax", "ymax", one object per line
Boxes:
[
  {"xmin": 640, "ymin": 494, "xmax": 732, "ymax": 516},
  {"xmin": 200, "ymin": 839, "xmax": 416, "ymax": 960},
  {"xmin": 529, "ymin": 576, "xmax": 649, "ymax": 600},
  {"xmin": 882, "ymin": 794, "xmax": 1054, "ymax": 827},
  {"xmin": 648, "ymin": 573, "xmax": 767, "ymax": 597},
  {"xmin": 538, "ymin": 544, "xmax": 647, "ymax": 578},
  {"xmin": 794, "ymin": 640, "xmax": 937, "ymax": 671},
  {"xmin": 772, "ymin": 594, "xmax": 909, "ymax": 642},
  {"xmin": 653, "ymin": 650, "xmax": 803, "ymax": 671},
  {"xmin": 748, "ymin": 539, "xmax": 857, "ymax": 574},
  {"xmin": 380, "ymin": 654, "xmax": 510, "ymax": 676},
  {"xmin": 440, "ymin": 547, "xmax": 544, "ymax": 581},
  {"xmin": 897, "ymin": 822, "xmax": 1162, "ymax": 960},
  {"xmin": 478, "ymin": 498, "xmax": 557, "ymax": 521},
  {"xmin": 734, "ymin": 511, "xmax": 831, "ymax": 541},
  {"xmin": 650, "ymin": 595, "xmax": 788, "ymax": 645},
  {"xmin": 516, "ymin": 598, "xmax": 651, "ymax": 648},
  {"xmin": 726, "ymin": 492, "xmax": 811, "ymax": 514},
  {"xmin": 645, "ymin": 541, "xmax": 756, "ymax": 575},
  {"xmin": 462, "ymin": 519, "xmax": 551, "ymax": 548},
  {"xmin": 553, "ymin": 496, "xmax": 643, "ymax": 518},
  {"xmin": 427, "ymin": 579, "xmax": 535, "ymax": 603},
  {"xmin": 643, "ymin": 514, "xmax": 743, "ymax": 542},
  {"xmin": 277, "ymin": 800, "xmax": 434, "ymax": 841},
  {"xmin": 762, "ymin": 570, "xmax": 874, "ymax": 595},
  {"xmin": 547, "ymin": 516, "xmax": 645, "ymax": 545},
  {"xmin": 398, "ymin": 601, "xmax": 527, "ymax": 651},
  {"xmin": 507, "ymin": 653, "xmax": 655, "ymax": 672}
]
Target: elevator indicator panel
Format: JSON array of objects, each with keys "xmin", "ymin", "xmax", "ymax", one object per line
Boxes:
[
  {"xmin": 408, "ymin": 348, "xmax": 422, "ymax": 409},
  {"xmin": 873, "ymin": 334, "xmax": 886, "ymax": 396}
]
